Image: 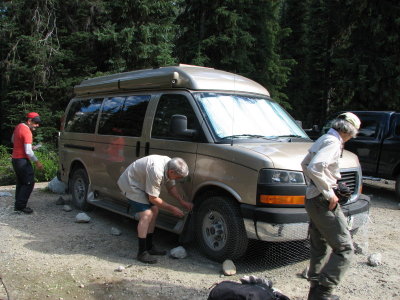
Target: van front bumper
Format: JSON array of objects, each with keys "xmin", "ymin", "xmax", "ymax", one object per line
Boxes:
[{"xmin": 240, "ymin": 194, "xmax": 370, "ymax": 242}]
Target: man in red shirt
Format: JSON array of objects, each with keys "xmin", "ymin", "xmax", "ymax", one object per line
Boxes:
[{"xmin": 12, "ymin": 112, "xmax": 44, "ymax": 214}]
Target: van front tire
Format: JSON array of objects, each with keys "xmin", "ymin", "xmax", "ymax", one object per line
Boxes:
[
  {"xmin": 70, "ymin": 168, "xmax": 93, "ymax": 211},
  {"xmin": 195, "ymin": 196, "xmax": 248, "ymax": 262}
]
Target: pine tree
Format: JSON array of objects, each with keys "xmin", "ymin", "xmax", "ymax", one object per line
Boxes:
[
  {"xmin": 280, "ymin": 0, "xmax": 311, "ymax": 124},
  {"xmin": 176, "ymin": 0, "xmax": 291, "ymax": 105},
  {"xmin": 0, "ymin": 0, "xmax": 63, "ymax": 144},
  {"xmin": 331, "ymin": 0, "xmax": 400, "ymax": 111},
  {"xmin": 175, "ymin": 0, "xmax": 254, "ymax": 73},
  {"xmin": 97, "ymin": 0, "xmax": 180, "ymax": 71}
]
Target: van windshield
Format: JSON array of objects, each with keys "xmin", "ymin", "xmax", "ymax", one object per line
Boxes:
[{"xmin": 195, "ymin": 92, "xmax": 308, "ymax": 142}]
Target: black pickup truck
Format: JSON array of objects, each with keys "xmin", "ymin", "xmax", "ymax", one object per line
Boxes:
[{"xmin": 307, "ymin": 111, "xmax": 400, "ymax": 199}]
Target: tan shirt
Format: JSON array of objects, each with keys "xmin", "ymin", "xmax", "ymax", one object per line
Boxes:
[
  {"xmin": 117, "ymin": 155, "xmax": 173, "ymax": 204},
  {"xmin": 301, "ymin": 129, "xmax": 343, "ymax": 201}
]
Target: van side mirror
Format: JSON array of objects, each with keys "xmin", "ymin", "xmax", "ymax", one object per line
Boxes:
[{"xmin": 170, "ymin": 114, "xmax": 197, "ymax": 137}]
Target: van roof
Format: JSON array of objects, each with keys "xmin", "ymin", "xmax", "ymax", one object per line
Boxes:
[{"xmin": 74, "ymin": 64, "xmax": 270, "ymax": 97}]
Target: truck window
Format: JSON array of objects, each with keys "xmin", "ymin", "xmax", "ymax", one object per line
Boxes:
[
  {"xmin": 151, "ymin": 94, "xmax": 198, "ymax": 140},
  {"xmin": 64, "ymin": 98, "xmax": 103, "ymax": 133},
  {"xmin": 394, "ymin": 115, "xmax": 400, "ymax": 137},
  {"xmin": 98, "ymin": 95, "xmax": 150, "ymax": 136},
  {"xmin": 357, "ymin": 119, "xmax": 379, "ymax": 138}
]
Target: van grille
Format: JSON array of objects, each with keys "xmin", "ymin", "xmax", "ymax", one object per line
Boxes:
[{"xmin": 338, "ymin": 171, "xmax": 358, "ymax": 194}]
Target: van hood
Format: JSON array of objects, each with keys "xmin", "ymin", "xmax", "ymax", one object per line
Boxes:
[{"xmin": 236, "ymin": 141, "xmax": 359, "ymax": 171}]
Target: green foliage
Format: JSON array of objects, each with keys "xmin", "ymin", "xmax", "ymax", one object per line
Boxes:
[
  {"xmin": 35, "ymin": 145, "xmax": 59, "ymax": 182},
  {"xmin": 176, "ymin": 0, "xmax": 292, "ymax": 106},
  {"xmin": 0, "ymin": 145, "xmax": 14, "ymax": 185},
  {"xmin": 1, "ymin": 0, "xmax": 400, "ymax": 138},
  {"xmin": 280, "ymin": 0, "xmax": 311, "ymax": 123},
  {"xmin": 0, "ymin": 144, "xmax": 58, "ymax": 185}
]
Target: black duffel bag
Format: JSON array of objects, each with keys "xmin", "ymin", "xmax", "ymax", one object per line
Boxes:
[{"xmin": 208, "ymin": 280, "xmax": 290, "ymax": 300}]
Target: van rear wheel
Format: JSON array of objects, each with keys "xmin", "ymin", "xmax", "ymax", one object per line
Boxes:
[
  {"xmin": 195, "ymin": 196, "xmax": 248, "ymax": 262},
  {"xmin": 70, "ymin": 168, "xmax": 93, "ymax": 211}
]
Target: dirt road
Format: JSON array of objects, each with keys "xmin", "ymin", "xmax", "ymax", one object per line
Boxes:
[{"xmin": 0, "ymin": 180, "xmax": 399, "ymax": 300}]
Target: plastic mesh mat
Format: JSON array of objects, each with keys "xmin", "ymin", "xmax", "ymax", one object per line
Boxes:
[
  {"xmin": 236, "ymin": 239, "xmax": 311, "ymax": 273},
  {"xmin": 236, "ymin": 221, "xmax": 370, "ymax": 275}
]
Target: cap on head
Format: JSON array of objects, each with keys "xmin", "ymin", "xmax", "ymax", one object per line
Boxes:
[
  {"xmin": 338, "ymin": 112, "xmax": 360, "ymax": 130},
  {"xmin": 26, "ymin": 112, "xmax": 41, "ymax": 124}
]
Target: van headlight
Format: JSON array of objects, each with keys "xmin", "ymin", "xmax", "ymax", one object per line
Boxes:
[
  {"xmin": 258, "ymin": 169, "xmax": 305, "ymax": 184},
  {"xmin": 258, "ymin": 169, "xmax": 306, "ymax": 205}
]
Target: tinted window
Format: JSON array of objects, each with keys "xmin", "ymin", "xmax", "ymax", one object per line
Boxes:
[
  {"xmin": 152, "ymin": 94, "xmax": 199, "ymax": 140},
  {"xmin": 394, "ymin": 115, "xmax": 400, "ymax": 137},
  {"xmin": 98, "ymin": 95, "xmax": 150, "ymax": 137},
  {"xmin": 65, "ymin": 98, "xmax": 103, "ymax": 133},
  {"xmin": 98, "ymin": 97, "xmax": 125, "ymax": 135},
  {"xmin": 120, "ymin": 95, "xmax": 150, "ymax": 136},
  {"xmin": 357, "ymin": 119, "xmax": 379, "ymax": 138}
]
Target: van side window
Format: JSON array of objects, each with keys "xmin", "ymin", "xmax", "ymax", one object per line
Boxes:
[
  {"xmin": 98, "ymin": 95, "xmax": 150, "ymax": 136},
  {"xmin": 64, "ymin": 98, "xmax": 103, "ymax": 133},
  {"xmin": 152, "ymin": 94, "xmax": 198, "ymax": 140},
  {"xmin": 121, "ymin": 95, "xmax": 151, "ymax": 136},
  {"xmin": 98, "ymin": 97, "xmax": 125, "ymax": 135}
]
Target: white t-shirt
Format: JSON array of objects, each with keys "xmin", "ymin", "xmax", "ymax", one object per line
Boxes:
[{"xmin": 117, "ymin": 155, "xmax": 172, "ymax": 204}]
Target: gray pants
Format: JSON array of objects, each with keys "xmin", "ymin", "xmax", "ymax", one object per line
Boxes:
[{"xmin": 305, "ymin": 195, "xmax": 354, "ymax": 288}]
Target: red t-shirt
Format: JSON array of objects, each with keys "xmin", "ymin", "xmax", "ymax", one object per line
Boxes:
[{"xmin": 12, "ymin": 123, "xmax": 33, "ymax": 159}]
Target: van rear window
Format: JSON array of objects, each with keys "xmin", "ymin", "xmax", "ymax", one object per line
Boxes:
[{"xmin": 64, "ymin": 98, "xmax": 103, "ymax": 133}]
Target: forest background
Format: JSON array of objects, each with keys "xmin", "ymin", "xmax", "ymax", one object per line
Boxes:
[{"xmin": 0, "ymin": 0, "xmax": 399, "ymax": 153}]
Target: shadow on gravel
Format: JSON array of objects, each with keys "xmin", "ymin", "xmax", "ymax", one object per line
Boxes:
[
  {"xmin": 88, "ymin": 278, "xmax": 203, "ymax": 300},
  {"xmin": 362, "ymin": 182, "xmax": 399, "ymax": 210},
  {"xmin": 0, "ymin": 187, "xmax": 219, "ymax": 275},
  {"xmin": 1, "ymin": 186, "xmax": 311, "ymax": 275}
]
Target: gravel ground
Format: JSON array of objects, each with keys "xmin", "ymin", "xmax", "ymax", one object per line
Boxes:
[{"xmin": 0, "ymin": 180, "xmax": 399, "ymax": 300}]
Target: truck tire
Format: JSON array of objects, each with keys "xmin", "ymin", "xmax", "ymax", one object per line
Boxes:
[
  {"xmin": 70, "ymin": 168, "xmax": 93, "ymax": 211},
  {"xmin": 195, "ymin": 195, "xmax": 248, "ymax": 262}
]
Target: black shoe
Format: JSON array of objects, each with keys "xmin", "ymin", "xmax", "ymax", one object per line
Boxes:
[
  {"xmin": 137, "ymin": 251, "xmax": 157, "ymax": 264},
  {"xmin": 314, "ymin": 285, "xmax": 340, "ymax": 300},
  {"xmin": 307, "ymin": 281, "xmax": 319, "ymax": 300},
  {"xmin": 14, "ymin": 207, "xmax": 33, "ymax": 214},
  {"xmin": 147, "ymin": 245, "xmax": 167, "ymax": 256}
]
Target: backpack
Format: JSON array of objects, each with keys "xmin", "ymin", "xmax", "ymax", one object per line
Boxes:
[{"xmin": 207, "ymin": 280, "xmax": 289, "ymax": 300}]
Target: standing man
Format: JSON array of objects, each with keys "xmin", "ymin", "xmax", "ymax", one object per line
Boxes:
[
  {"xmin": 12, "ymin": 112, "xmax": 44, "ymax": 214},
  {"xmin": 118, "ymin": 155, "xmax": 193, "ymax": 264},
  {"xmin": 301, "ymin": 112, "xmax": 361, "ymax": 300}
]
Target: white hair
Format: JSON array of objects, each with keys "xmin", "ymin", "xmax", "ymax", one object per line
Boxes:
[
  {"xmin": 331, "ymin": 118, "xmax": 358, "ymax": 138},
  {"xmin": 167, "ymin": 157, "xmax": 189, "ymax": 177}
]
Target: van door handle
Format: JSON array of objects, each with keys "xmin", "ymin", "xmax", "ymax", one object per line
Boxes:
[
  {"xmin": 136, "ymin": 141, "xmax": 140, "ymax": 157},
  {"xmin": 145, "ymin": 142, "xmax": 150, "ymax": 156}
]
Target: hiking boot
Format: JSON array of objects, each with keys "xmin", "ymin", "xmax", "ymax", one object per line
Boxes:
[
  {"xmin": 314, "ymin": 284, "xmax": 340, "ymax": 300},
  {"xmin": 14, "ymin": 207, "xmax": 33, "ymax": 214},
  {"xmin": 147, "ymin": 245, "xmax": 167, "ymax": 256},
  {"xmin": 307, "ymin": 281, "xmax": 319, "ymax": 300},
  {"xmin": 137, "ymin": 251, "xmax": 157, "ymax": 264}
]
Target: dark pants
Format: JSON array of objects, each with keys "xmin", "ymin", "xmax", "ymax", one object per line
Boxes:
[
  {"xmin": 12, "ymin": 158, "xmax": 35, "ymax": 210},
  {"xmin": 305, "ymin": 195, "xmax": 354, "ymax": 289}
]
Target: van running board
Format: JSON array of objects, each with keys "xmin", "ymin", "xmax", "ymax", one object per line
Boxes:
[{"xmin": 89, "ymin": 198, "xmax": 186, "ymax": 234}]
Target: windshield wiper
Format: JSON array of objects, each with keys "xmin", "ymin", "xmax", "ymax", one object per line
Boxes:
[
  {"xmin": 277, "ymin": 134, "xmax": 305, "ymax": 138},
  {"xmin": 221, "ymin": 134, "xmax": 280, "ymax": 141}
]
